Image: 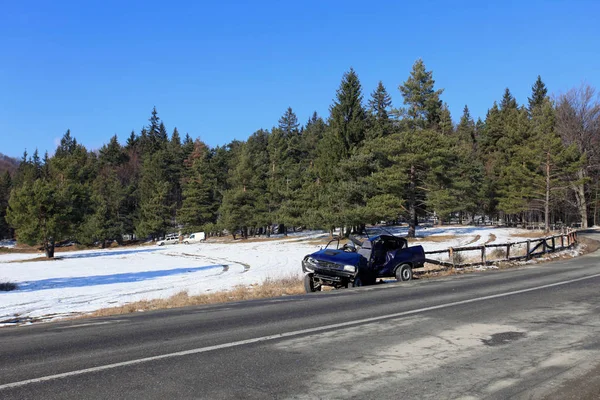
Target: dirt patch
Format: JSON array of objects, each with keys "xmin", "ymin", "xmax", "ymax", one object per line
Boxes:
[{"xmin": 485, "ymin": 234, "xmax": 497, "ymax": 244}]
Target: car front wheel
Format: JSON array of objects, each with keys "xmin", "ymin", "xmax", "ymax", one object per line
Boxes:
[
  {"xmin": 395, "ymin": 264, "xmax": 413, "ymax": 281},
  {"xmin": 347, "ymin": 276, "xmax": 363, "ymax": 288},
  {"xmin": 303, "ymin": 273, "xmax": 322, "ymax": 293}
]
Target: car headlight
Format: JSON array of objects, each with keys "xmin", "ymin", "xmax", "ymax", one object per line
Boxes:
[
  {"xmin": 303, "ymin": 256, "xmax": 317, "ymax": 270},
  {"xmin": 343, "ymin": 265, "xmax": 356, "ymax": 272}
]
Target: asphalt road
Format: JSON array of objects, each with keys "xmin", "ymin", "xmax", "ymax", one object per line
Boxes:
[{"xmin": 1, "ymin": 233, "xmax": 600, "ymax": 399}]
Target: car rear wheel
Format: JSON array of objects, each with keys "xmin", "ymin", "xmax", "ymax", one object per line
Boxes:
[
  {"xmin": 304, "ymin": 273, "xmax": 322, "ymax": 293},
  {"xmin": 395, "ymin": 264, "xmax": 413, "ymax": 282}
]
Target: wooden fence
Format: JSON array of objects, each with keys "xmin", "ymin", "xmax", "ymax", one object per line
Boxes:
[{"xmin": 424, "ymin": 230, "xmax": 579, "ymax": 269}]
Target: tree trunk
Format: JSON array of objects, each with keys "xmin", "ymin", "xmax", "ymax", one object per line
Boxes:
[
  {"xmin": 44, "ymin": 240, "xmax": 55, "ymax": 258},
  {"xmin": 544, "ymin": 154, "xmax": 550, "ymax": 233},
  {"xmin": 573, "ymin": 169, "xmax": 588, "ymax": 228},
  {"xmin": 407, "ymin": 164, "xmax": 417, "ymax": 238}
]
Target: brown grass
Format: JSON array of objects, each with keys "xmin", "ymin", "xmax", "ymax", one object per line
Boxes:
[
  {"xmin": 511, "ymin": 231, "xmax": 550, "ymax": 239},
  {"xmin": 9, "ymin": 256, "xmax": 62, "ymax": 263},
  {"xmin": 411, "ymin": 235, "xmax": 455, "ymax": 243},
  {"xmin": 80, "ymin": 275, "xmax": 305, "ymax": 319}
]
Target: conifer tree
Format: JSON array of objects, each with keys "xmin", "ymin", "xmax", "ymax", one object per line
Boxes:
[
  {"xmin": 367, "ymin": 81, "xmax": 393, "ymax": 139},
  {"xmin": 528, "ymin": 75, "xmax": 548, "ymax": 113},
  {"xmin": 327, "ymin": 68, "xmax": 367, "ymax": 158},
  {"xmin": 0, "ymin": 171, "xmax": 12, "ymax": 238},
  {"xmin": 395, "ymin": 59, "xmax": 446, "ymax": 236},
  {"xmin": 398, "ymin": 59, "xmax": 443, "ymax": 129},
  {"xmin": 7, "ymin": 173, "xmax": 75, "ymax": 257},
  {"xmin": 178, "ymin": 140, "xmax": 218, "ymax": 231}
]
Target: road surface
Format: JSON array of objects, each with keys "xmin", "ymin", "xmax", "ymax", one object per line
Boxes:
[{"xmin": 1, "ymin": 233, "xmax": 599, "ymax": 399}]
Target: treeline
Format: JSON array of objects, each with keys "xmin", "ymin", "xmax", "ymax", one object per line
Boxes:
[{"xmin": 1, "ymin": 59, "xmax": 600, "ymax": 257}]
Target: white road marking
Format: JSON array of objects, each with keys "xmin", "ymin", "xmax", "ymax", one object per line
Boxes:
[
  {"xmin": 57, "ymin": 320, "xmax": 127, "ymax": 330},
  {"xmin": 2, "ymin": 272, "xmax": 600, "ymax": 391}
]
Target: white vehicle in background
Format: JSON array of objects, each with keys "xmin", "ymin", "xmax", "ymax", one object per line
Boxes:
[
  {"xmin": 157, "ymin": 234, "xmax": 180, "ymax": 246},
  {"xmin": 184, "ymin": 232, "xmax": 206, "ymax": 244}
]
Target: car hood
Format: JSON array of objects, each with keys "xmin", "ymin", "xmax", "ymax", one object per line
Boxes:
[{"xmin": 309, "ymin": 249, "xmax": 362, "ymax": 265}]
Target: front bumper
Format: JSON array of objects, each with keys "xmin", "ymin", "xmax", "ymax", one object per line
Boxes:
[{"xmin": 302, "ymin": 260, "xmax": 357, "ymax": 280}]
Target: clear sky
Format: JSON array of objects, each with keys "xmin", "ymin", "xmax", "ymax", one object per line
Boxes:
[{"xmin": 1, "ymin": 0, "xmax": 599, "ymax": 158}]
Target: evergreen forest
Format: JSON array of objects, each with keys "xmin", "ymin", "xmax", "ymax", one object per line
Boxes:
[{"xmin": 2, "ymin": 59, "xmax": 600, "ymax": 257}]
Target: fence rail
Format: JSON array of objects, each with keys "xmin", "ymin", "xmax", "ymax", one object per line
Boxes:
[{"xmin": 424, "ymin": 230, "xmax": 578, "ymax": 269}]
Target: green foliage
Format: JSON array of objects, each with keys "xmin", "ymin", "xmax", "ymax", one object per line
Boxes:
[
  {"xmin": 0, "ymin": 171, "xmax": 12, "ymax": 238},
  {"xmin": 398, "ymin": 59, "xmax": 444, "ymax": 129},
  {"xmin": 7, "ymin": 178, "xmax": 75, "ymax": 257},
  {"xmin": 178, "ymin": 140, "xmax": 218, "ymax": 232},
  {"xmin": 528, "ymin": 75, "xmax": 548, "ymax": 113},
  {"xmin": 2, "ymin": 65, "xmax": 593, "ymax": 244}
]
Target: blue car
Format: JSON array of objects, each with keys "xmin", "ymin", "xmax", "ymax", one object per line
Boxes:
[{"xmin": 302, "ymin": 233, "xmax": 425, "ymax": 292}]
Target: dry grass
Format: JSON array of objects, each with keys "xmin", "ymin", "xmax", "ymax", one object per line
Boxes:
[
  {"xmin": 81, "ymin": 275, "xmax": 305, "ymax": 319},
  {"xmin": 411, "ymin": 235, "xmax": 456, "ymax": 243},
  {"xmin": 511, "ymin": 231, "xmax": 551, "ymax": 239},
  {"xmin": 9, "ymin": 256, "xmax": 62, "ymax": 263}
]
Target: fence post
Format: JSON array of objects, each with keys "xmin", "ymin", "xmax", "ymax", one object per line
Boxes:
[
  {"xmin": 526, "ymin": 240, "xmax": 531, "ymax": 260},
  {"xmin": 542, "ymin": 239, "xmax": 547, "ymax": 254},
  {"xmin": 551, "ymin": 237, "xmax": 555, "ymax": 252},
  {"xmin": 449, "ymin": 247, "xmax": 454, "ymax": 268},
  {"xmin": 561, "ymin": 235, "xmax": 564, "ymax": 249},
  {"xmin": 506, "ymin": 244, "xmax": 511, "ymax": 260},
  {"xmin": 481, "ymin": 246, "xmax": 486, "ymax": 265}
]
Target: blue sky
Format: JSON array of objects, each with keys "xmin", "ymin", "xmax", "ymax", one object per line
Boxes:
[{"xmin": 1, "ymin": 0, "xmax": 599, "ymax": 158}]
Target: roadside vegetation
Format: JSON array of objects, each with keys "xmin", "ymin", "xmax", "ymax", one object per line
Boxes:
[{"xmin": 84, "ymin": 275, "xmax": 304, "ymax": 318}]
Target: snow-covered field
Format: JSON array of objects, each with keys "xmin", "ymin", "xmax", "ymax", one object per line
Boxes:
[{"xmin": 0, "ymin": 227, "xmax": 552, "ymax": 325}]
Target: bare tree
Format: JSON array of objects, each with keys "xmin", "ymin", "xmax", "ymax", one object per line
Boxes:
[{"xmin": 555, "ymin": 84, "xmax": 600, "ymax": 228}]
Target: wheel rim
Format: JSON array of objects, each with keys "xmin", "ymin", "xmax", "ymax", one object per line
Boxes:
[{"xmin": 402, "ymin": 268, "xmax": 410, "ymax": 280}]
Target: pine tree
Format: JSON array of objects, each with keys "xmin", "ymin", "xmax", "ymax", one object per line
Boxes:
[
  {"xmin": 125, "ymin": 130, "xmax": 138, "ymax": 150},
  {"xmin": 0, "ymin": 171, "xmax": 12, "ymax": 238},
  {"xmin": 7, "ymin": 176, "xmax": 75, "ymax": 257},
  {"xmin": 500, "ymin": 88, "xmax": 518, "ymax": 112},
  {"xmin": 79, "ymin": 168, "xmax": 126, "ymax": 246},
  {"xmin": 457, "ymin": 105, "xmax": 476, "ymax": 145},
  {"xmin": 327, "ymin": 68, "xmax": 367, "ymax": 158},
  {"xmin": 438, "ymin": 103, "xmax": 454, "ymax": 135},
  {"xmin": 136, "ymin": 151, "xmax": 174, "ymax": 239},
  {"xmin": 395, "ymin": 59, "xmax": 446, "ymax": 236},
  {"xmin": 367, "ymin": 81, "xmax": 393, "ymax": 139},
  {"xmin": 178, "ymin": 140, "xmax": 218, "ymax": 231},
  {"xmin": 99, "ymin": 135, "xmax": 128, "ymax": 166},
  {"xmin": 528, "ymin": 75, "xmax": 548, "ymax": 113},
  {"xmin": 398, "ymin": 59, "xmax": 444, "ymax": 129}
]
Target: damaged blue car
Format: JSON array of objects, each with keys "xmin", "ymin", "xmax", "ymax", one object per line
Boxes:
[{"xmin": 302, "ymin": 232, "xmax": 425, "ymax": 292}]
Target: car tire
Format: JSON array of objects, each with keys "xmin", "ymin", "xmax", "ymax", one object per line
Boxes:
[
  {"xmin": 349, "ymin": 276, "xmax": 363, "ymax": 288},
  {"xmin": 158, "ymin": 242, "xmax": 164, "ymax": 246},
  {"xmin": 304, "ymin": 273, "xmax": 321, "ymax": 293},
  {"xmin": 395, "ymin": 264, "xmax": 412, "ymax": 282},
  {"xmin": 184, "ymin": 241, "xmax": 189, "ymax": 245}
]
